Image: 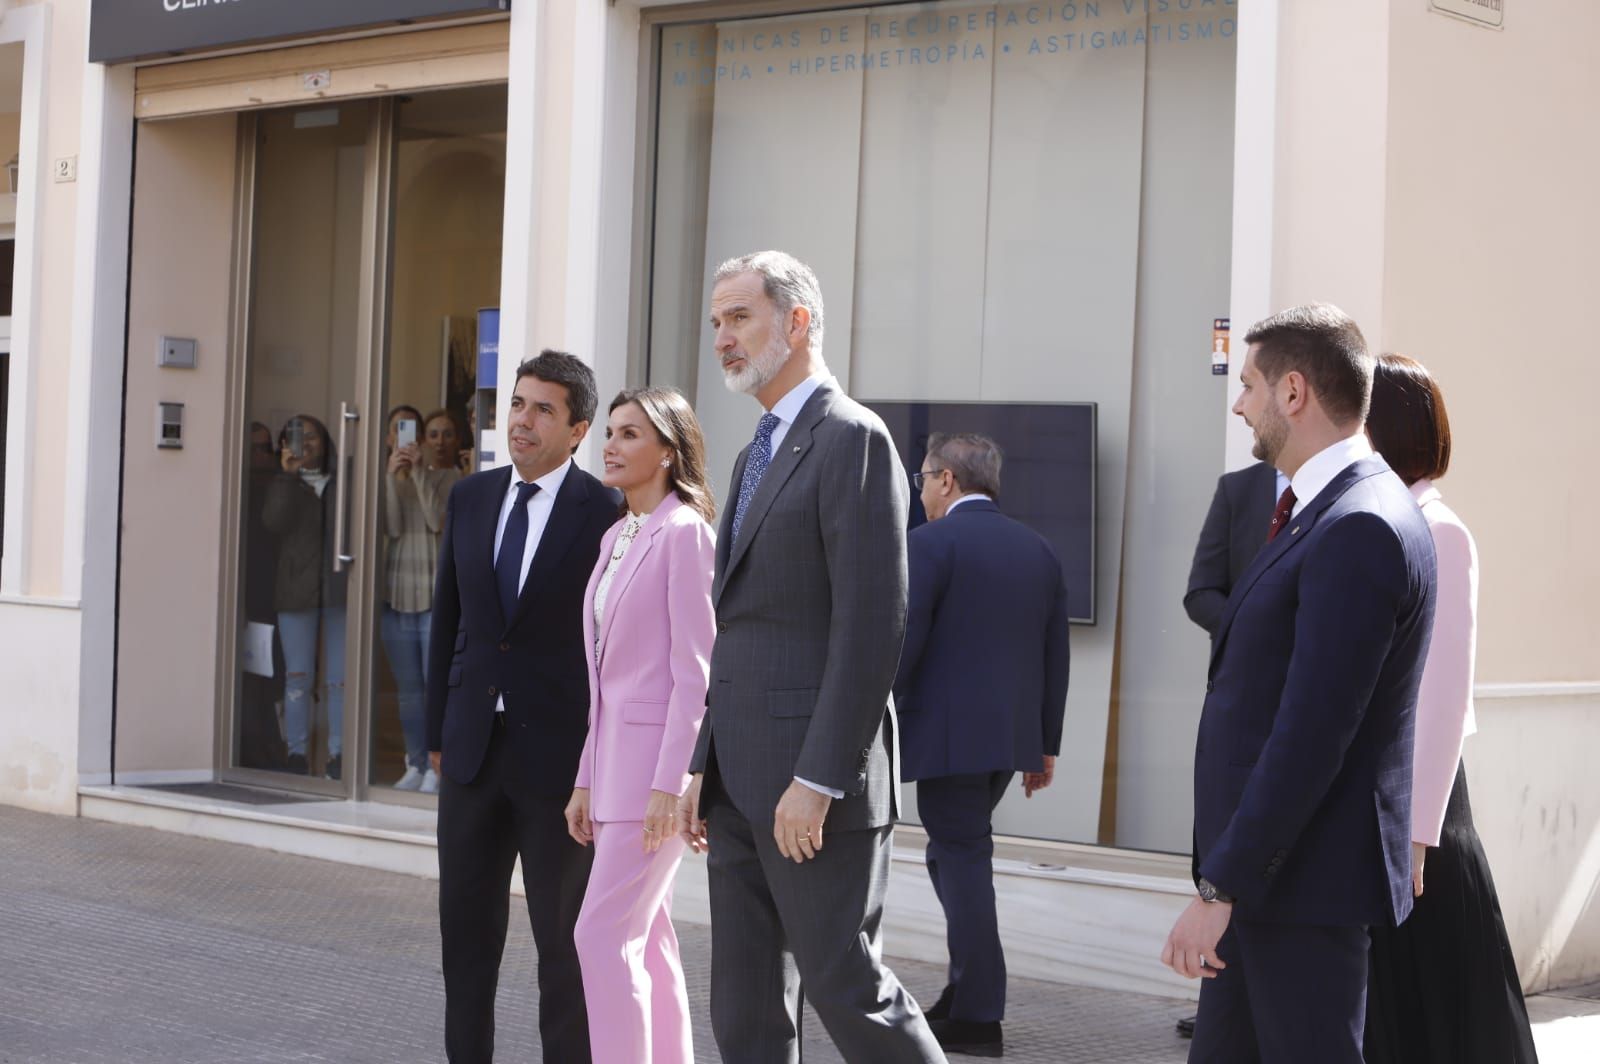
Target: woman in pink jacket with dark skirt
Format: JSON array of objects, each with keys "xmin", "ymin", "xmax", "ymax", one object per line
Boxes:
[
  {"xmin": 1363, "ymin": 353, "xmax": 1538, "ymax": 1064},
  {"xmin": 564, "ymin": 387, "xmax": 717, "ymax": 1064}
]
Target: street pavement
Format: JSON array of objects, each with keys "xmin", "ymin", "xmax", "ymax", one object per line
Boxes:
[{"xmin": 1, "ymin": 805, "xmax": 1594, "ymax": 1063}]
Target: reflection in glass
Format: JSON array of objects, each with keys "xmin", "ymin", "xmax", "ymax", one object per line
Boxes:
[
  {"xmin": 234, "ymin": 99, "xmax": 371, "ymax": 781},
  {"xmin": 369, "ymin": 85, "xmax": 507, "ymax": 792}
]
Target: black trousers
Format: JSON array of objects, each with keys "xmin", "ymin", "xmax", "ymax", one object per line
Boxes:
[{"xmin": 437, "ymin": 717, "xmax": 593, "ymax": 1063}]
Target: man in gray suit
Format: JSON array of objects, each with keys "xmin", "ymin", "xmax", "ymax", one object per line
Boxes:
[{"xmin": 677, "ymin": 250, "xmax": 945, "ymax": 1063}]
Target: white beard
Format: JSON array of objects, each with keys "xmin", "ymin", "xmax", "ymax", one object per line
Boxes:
[{"xmin": 722, "ymin": 328, "xmax": 791, "ymax": 396}]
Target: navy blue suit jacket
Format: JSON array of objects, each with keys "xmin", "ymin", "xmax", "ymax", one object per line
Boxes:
[
  {"xmin": 893, "ymin": 499, "xmax": 1071, "ymax": 781},
  {"xmin": 1193, "ymin": 456, "xmax": 1436, "ymax": 927},
  {"xmin": 424, "ymin": 461, "xmax": 619, "ymax": 794}
]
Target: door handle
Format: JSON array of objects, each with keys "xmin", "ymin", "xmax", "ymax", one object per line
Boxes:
[{"xmin": 333, "ymin": 401, "xmax": 359, "ymax": 572}]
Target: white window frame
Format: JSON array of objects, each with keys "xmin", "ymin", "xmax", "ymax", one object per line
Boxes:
[{"xmin": 0, "ymin": 3, "xmax": 50, "ymax": 597}]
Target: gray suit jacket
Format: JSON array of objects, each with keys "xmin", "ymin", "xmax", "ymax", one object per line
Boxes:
[
  {"xmin": 689, "ymin": 379, "xmax": 908, "ymax": 833},
  {"xmin": 1183, "ymin": 461, "xmax": 1278, "ymax": 636}
]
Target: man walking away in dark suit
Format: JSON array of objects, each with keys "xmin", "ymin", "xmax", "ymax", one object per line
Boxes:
[
  {"xmin": 1162, "ymin": 304, "xmax": 1437, "ymax": 1064},
  {"xmin": 677, "ymin": 250, "xmax": 945, "ymax": 1063},
  {"xmin": 427, "ymin": 350, "xmax": 620, "ymax": 1063},
  {"xmin": 1173, "ymin": 458, "xmax": 1281, "ymax": 1041},
  {"xmin": 894, "ymin": 433, "xmax": 1070, "ymax": 1058}
]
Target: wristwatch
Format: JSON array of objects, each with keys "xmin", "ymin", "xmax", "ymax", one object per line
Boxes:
[{"xmin": 1197, "ymin": 877, "xmax": 1234, "ymax": 904}]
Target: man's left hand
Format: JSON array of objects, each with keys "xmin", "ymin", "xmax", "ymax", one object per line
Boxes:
[
  {"xmin": 1161, "ymin": 896, "xmax": 1232, "ymax": 980},
  {"xmin": 1023, "ymin": 755, "xmax": 1057, "ymax": 798},
  {"xmin": 773, "ymin": 781, "xmax": 831, "ymax": 863}
]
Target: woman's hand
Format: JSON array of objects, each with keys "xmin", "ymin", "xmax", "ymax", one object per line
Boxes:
[
  {"xmin": 280, "ymin": 446, "xmax": 303, "ymax": 474},
  {"xmin": 1412, "ymin": 841, "xmax": 1427, "ymax": 897},
  {"xmin": 565, "ymin": 788, "xmax": 594, "ymax": 846},
  {"xmin": 643, "ymin": 789, "xmax": 679, "ymax": 854},
  {"xmin": 387, "ymin": 446, "xmax": 414, "ymax": 479}
]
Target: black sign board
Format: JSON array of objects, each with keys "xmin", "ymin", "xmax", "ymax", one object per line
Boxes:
[{"xmin": 90, "ymin": 0, "xmax": 510, "ymax": 64}]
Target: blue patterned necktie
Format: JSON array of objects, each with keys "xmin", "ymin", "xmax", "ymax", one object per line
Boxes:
[
  {"xmin": 730, "ymin": 413, "xmax": 782, "ymax": 543},
  {"xmin": 495, "ymin": 480, "xmax": 540, "ymax": 622}
]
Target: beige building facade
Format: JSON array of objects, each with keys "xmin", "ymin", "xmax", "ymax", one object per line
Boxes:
[{"xmin": 0, "ymin": 0, "xmax": 1594, "ymax": 997}]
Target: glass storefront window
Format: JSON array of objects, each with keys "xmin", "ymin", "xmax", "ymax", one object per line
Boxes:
[{"xmin": 644, "ymin": 1, "xmax": 1238, "ymax": 851}]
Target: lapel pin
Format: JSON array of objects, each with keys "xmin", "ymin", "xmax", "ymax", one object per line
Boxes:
[
  {"xmin": 1291, "ymin": 526, "xmax": 1300, "ymax": 535},
  {"xmin": 792, "ymin": 445, "xmax": 801, "ymax": 453}
]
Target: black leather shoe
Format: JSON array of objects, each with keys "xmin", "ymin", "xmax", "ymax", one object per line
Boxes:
[
  {"xmin": 284, "ymin": 754, "xmax": 309, "ymax": 776},
  {"xmin": 929, "ymin": 1018, "xmax": 1003, "ymax": 1058},
  {"xmin": 324, "ymin": 754, "xmax": 342, "ymax": 781},
  {"xmin": 1176, "ymin": 1014, "xmax": 1197, "ymax": 1039},
  {"xmin": 923, "ymin": 985, "xmax": 955, "ymax": 1021}
]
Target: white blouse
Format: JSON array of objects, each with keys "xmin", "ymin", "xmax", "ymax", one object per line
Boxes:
[{"xmin": 592, "ymin": 512, "xmax": 648, "ymax": 653}]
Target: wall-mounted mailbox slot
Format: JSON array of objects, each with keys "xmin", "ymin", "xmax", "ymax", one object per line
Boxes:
[
  {"xmin": 159, "ymin": 336, "xmax": 197, "ymax": 369},
  {"xmin": 157, "ymin": 402, "xmax": 184, "ymax": 449}
]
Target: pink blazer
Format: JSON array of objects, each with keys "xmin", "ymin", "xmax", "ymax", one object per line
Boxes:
[
  {"xmin": 1410, "ymin": 479, "xmax": 1480, "ymax": 847},
  {"xmin": 573, "ymin": 493, "xmax": 717, "ymax": 824}
]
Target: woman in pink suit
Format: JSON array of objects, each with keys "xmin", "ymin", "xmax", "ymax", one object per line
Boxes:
[
  {"xmin": 1363, "ymin": 354, "xmax": 1538, "ymax": 1064},
  {"xmin": 564, "ymin": 386, "xmax": 717, "ymax": 1064}
]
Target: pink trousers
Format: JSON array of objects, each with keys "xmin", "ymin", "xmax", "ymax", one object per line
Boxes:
[{"xmin": 574, "ymin": 819, "xmax": 694, "ymax": 1064}]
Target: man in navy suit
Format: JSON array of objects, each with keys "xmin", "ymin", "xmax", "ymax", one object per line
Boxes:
[
  {"xmin": 1163, "ymin": 304, "xmax": 1437, "ymax": 1063},
  {"xmin": 1174, "ymin": 460, "xmax": 1281, "ymax": 1041},
  {"xmin": 426, "ymin": 350, "xmax": 620, "ymax": 1063},
  {"xmin": 894, "ymin": 433, "xmax": 1070, "ymax": 1058}
]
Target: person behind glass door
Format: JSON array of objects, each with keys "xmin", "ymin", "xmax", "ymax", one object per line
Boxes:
[
  {"xmin": 262, "ymin": 414, "xmax": 347, "ymax": 779},
  {"xmin": 381, "ymin": 405, "xmax": 463, "ymax": 793},
  {"xmin": 1361, "ymin": 354, "xmax": 1538, "ymax": 1064},
  {"xmin": 240, "ymin": 421, "xmax": 287, "ymax": 771},
  {"xmin": 564, "ymin": 387, "xmax": 717, "ymax": 1064}
]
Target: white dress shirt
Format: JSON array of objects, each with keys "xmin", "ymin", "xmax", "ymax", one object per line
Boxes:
[
  {"xmin": 1286, "ymin": 434, "xmax": 1374, "ymax": 518},
  {"xmin": 758, "ymin": 373, "xmax": 844, "ymax": 800},
  {"xmin": 765, "ymin": 371, "xmax": 831, "ymax": 455},
  {"xmin": 945, "ymin": 493, "xmax": 992, "ymax": 514},
  {"xmin": 490, "ymin": 459, "xmax": 572, "ymax": 710}
]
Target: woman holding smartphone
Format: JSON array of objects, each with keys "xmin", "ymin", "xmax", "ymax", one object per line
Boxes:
[
  {"xmin": 381, "ymin": 406, "xmax": 464, "ymax": 792},
  {"xmin": 564, "ymin": 387, "xmax": 716, "ymax": 1064},
  {"xmin": 264, "ymin": 413, "xmax": 346, "ymax": 778}
]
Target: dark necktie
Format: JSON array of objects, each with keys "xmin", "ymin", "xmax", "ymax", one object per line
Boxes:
[
  {"xmin": 1266, "ymin": 485, "xmax": 1297, "ymax": 543},
  {"xmin": 496, "ymin": 481, "xmax": 540, "ymax": 621},
  {"xmin": 730, "ymin": 413, "xmax": 782, "ymax": 543}
]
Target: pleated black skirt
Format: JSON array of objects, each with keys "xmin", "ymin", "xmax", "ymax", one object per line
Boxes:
[{"xmin": 1365, "ymin": 760, "xmax": 1540, "ymax": 1064}]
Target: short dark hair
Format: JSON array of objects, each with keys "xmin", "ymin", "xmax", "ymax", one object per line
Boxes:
[
  {"xmin": 926, "ymin": 432, "xmax": 1003, "ymax": 499},
  {"xmin": 1366, "ymin": 353, "xmax": 1452, "ymax": 486},
  {"xmin": 516, "ymin": 349, "xmax": 598, "ymax": 438},
  {"xmin": 1243, "ymin": 303, "xmax": 1372, "ymax": 427}
]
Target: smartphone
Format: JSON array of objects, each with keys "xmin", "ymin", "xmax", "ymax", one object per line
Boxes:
[
  {"xmin": 396, "ymin": 417, "xmax": 418, "ymax": 449},
  {"xmin": 287, "ymin": 420, "xmax": 306, "ymax": 459}
]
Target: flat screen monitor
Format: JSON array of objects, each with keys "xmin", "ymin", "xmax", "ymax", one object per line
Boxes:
[{"xmin": 867, "ymin": 401, "xmax": 1097, "ymax": 624}]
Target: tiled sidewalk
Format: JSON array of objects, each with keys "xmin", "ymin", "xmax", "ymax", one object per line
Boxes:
[{"xmin": 0, "ymin": 805, "xmax": 1590, "ymax": 1062}]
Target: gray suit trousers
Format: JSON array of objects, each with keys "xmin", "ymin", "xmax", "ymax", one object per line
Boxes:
[{"xmin": 707, "ymin": 801, "xmax": 945, "ymax": 1063}]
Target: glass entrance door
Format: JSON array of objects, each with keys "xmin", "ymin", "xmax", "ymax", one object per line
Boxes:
[
  {"xmin": 365, "ymin": 85, "xmax": 508, "ymax": 797},
  {"xmin": 227, "ymin": 85, "xmax": 507, "ymax": 796}
]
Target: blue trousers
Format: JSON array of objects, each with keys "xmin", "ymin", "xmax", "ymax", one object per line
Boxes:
[
  {"xmin": 379, "ymin": 606, "xmax": 432, "ymax": 768},
  {"xmin": 1188, "ymin": 916, "xmax": 1371, "ymax": 1064},
  {"xmin": 916, "ymin": 770, "xmax": 1014, "ymax": 1023}
]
